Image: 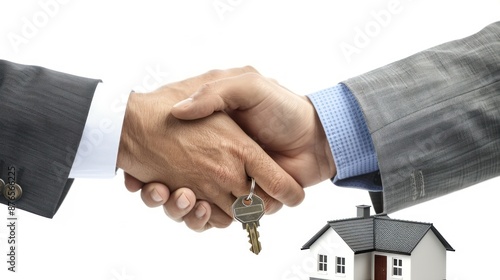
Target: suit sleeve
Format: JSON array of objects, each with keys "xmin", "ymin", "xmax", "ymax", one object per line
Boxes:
[
  {"xmin": 343, "ymin": 21, "xmax": 500, "ymax": 213},
  {"xmin": 0, "ymin": 60, "xmax": 100, "ymax": 218}
]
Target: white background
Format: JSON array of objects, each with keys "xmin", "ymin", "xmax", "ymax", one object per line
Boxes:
[{"xmin": 1, "ymin": 0, "xmax": 500, "ymax": 279}]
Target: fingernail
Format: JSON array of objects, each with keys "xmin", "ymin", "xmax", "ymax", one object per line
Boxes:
[
  {"xmin": 176, "ymin": 193, "xmax": 190, "ymax": 209},
  {"xmin": 151, "ymin": 188, "xmax": 163, "ymax": 202},
  {"xmin": 173, "ymin": 97, "xmax": 193, "ymax": 108},
  {"xmin": 195, "ymin": 205, "xmax": 207, "ymax": 219}
]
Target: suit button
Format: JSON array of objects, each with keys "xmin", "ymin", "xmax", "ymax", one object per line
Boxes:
[{"xmin": 3, "ymin": 182, "xmax": 23, "ymax": 202}]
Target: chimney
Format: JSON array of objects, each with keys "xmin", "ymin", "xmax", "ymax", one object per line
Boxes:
[{"xmin": 356, "ymin": 205, "xmax": 371, "ymax": 218}]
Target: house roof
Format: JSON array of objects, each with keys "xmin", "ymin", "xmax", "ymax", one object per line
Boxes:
[{"xmin": 301, "ymin": 214, "xmax": 454, "ymax": 255}]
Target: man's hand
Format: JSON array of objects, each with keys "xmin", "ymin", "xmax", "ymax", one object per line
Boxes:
[
  {"xmin": 117, "ymin": 68, "xmax": 305, "ymax": 229},
  {"xmin": 172, "ymin": 72, "xmax": 336, "ymax": 187},
  {"xmin": 144, "ymin": 71, "xmax": 336, "ymax": 231}
]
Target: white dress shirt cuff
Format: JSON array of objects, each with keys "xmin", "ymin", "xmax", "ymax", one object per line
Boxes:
[{"xmin": 68, "ymin": 82, "xmax": 130, "ymax": 178}]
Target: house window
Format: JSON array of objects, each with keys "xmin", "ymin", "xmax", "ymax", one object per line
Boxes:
[
  {"xmin": 336, "ymin": 257, "xmax": 345, "ymax": 274},
  {"xmin": 393, "ymin": 258, "xmax": 403, "ymax": 276},
  {"xmin": 318, "ymin": 254, "xmax": 328, "ymax": 271}
]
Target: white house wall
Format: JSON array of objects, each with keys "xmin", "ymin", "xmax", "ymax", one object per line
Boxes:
[
  {"xmin": 309, "ymin": 228, "xmax": 355, "ymax": 280},
  {"xmin": 410, "ymin": 231, "xmax": 447, "ymax": 280},
  {"xmin": 353, "ymin": 253, "xmax": 371, "ymax": 280}
]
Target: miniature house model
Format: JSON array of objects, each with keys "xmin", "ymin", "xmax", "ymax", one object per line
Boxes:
[{"xmin": 301, "ymin": 205, "xmax": 454, "ymax": 280}]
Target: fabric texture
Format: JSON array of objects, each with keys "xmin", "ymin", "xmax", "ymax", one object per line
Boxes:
[
  {"xmin": 308, "ymin": 84, "xmax": 381, "ymax": 191},
  {"xmin": 343, "ymin": 21, "xmax": 500, "ymax": 213},
  {"xmin": 0, "ymin": 60, "xmax": 99, "ymax": 218}
]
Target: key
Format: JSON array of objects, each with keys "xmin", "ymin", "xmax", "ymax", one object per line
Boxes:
[{"xmin": 232, "ymin": 194, "xmax": 265, "ymax": 255}]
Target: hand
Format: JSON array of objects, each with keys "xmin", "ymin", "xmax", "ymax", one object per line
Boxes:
[
  {"xmin": 161, "ymin": 71, "xmax": 336, "ymax": 230},
  {"xmin": 117, "ymin": 67, "xmax": 305, "ymax": 228},
  {"xmin": 172, "ymin": 72, "xmax": 336, "ymax": 186}
]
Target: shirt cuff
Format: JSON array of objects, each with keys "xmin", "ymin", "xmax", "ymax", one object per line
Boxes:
[
  {"xmin": 68, "ymin": 82, "xmax": 130, "ymax": 178},
  {"xmin": 307, "ymin": 83, "xmax": 381, "ymax": 191}
]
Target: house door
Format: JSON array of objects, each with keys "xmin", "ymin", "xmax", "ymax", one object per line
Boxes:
[{"xmin": 374, "ymin": 255, "xmax": 387, "ymax": 280}]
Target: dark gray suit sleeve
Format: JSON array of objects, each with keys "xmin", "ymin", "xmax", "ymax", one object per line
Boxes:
[
  {"xmin": 0, "ymin": 60, "xmax": 100, "ymax": 218},
  {"xmin": 343, "ymin": 21, "xmax": 500, "ymax": 213}
]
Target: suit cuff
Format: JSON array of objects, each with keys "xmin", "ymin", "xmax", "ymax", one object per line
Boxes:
[
  {"xmin": 307, "ymin": 84, "xmax": 381, "ymax": 191},
  {"xmin": 68, "ymin": 82, "xmax": 130, "ymax": 178}
]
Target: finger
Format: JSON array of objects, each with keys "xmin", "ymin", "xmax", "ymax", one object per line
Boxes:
[
  {"xmin": 181, "ymin": 201, "xmax": 212, "ymax": 232},
  {"xmin": 171, "ymin": 72, "xmax": 269, "ymax": 120},
  {"xmin": 124, "ymin": 172, "xmax": 144, "ymax": 192},
  {"xmin": 196, "ymin": 65, "xmax": 259, "ymax": 84},
  {"xmin": 253, "ymin": 183, "xmax": 284, "ymax": 215},
  {"xmin": 163, "ymin": 188, "xmax": 197, "ymax": 222},
  {"xmin": 157, "ymin": 66, "xmax": 259, "ymax": 97},
  {"xmin": 204, "ymin": 203, "xmax": 233, "ymax": 229},
  {"xmin": 140, "ymin": 182, "xmax": 171, "ymax": 208},
  {"xmin": 180, "ymin": 202, "xmax": 233, "ymax": 232},
  {"xmin": 246, "ymin": 148, "xmax": 305, "ymax": 208}
]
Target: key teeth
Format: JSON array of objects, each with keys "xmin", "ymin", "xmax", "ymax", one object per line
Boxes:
[
  {"xmin": 247, "ymin": 232, "xmax": 260, "ymax": 240},
  {"xmin": 247, "ymin": 236, "xmax": 262, "ymax": 255},
  {"xmin": 244, "ymin": 221, "xmax": 262, "ymax": 255}
]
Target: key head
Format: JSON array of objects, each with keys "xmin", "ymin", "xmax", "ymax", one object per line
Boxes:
[{"xmin": 232, "ymin": 195, "xmax": 265, "ymax": 225}]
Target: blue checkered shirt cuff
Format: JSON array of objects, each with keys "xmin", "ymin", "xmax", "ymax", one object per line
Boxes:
[{"xmin": 307, "ymin": 83, "xmax": 382, "ymax": 191}]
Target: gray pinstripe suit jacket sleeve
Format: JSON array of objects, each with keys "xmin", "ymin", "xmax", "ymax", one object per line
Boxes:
[
  {"xmin": 0, "ymin": 60, "xmax": 100, "ymax": 218},
  {"xmin": 343, "ymin": 21, "xmax": 500, "ymax": 213}
]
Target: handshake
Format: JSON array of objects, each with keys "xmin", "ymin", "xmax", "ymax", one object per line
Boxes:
[{"xmin": 118, "ymin": 66, "xmax": 336, "ymax": 232}]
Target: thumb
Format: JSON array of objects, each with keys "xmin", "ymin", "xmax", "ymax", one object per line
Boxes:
[{"xmin": 171, "ymin": 72, "xmax": 268, "ymax": 120}]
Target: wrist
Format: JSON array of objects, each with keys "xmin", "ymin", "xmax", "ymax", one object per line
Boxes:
[
  {"xmin": 116, "ymin": 89, "xmax": 183, "ymax": 176},
  {"xmin": 303, "ymin": 96, "xmax": 337, "ymax": 180},
  {"xmin": 312, "ymin": 102, "xmax": 337, "ymax": 179},
  {"xmin": 117, "ymin": 93, "xmax": 140, "ymax": 172},
  {"xmin": 319, "ymin": 118, "xmax": 336, "ymax": 179}
]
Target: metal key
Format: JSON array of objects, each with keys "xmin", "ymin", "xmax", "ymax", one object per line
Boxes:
[{"xmin": 232, "ymin": 194, "xmax": 265, "ymax": 255}]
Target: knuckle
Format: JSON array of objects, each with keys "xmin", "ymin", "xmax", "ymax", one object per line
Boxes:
[
  {"xmin": 241, "ymin": 65, "xmax": 258, "ymax": 74},
  {"xmin": 243, "ymin": 72, "xmax": 274, "ymax": 94},
  {"xmin": 197, "ymin": 81, "xmax": 215, "ymax": 95},
  {"xmin": 204, "ymin": 69, "xmax": 224, "ymax": 79},
  {"xmin": 225, "ymin": 65, "xmax": 258, "ymax": 76},
  {"xmin": 196, "ymin": 80, "xmax": 223, "ymax": 98},
  {"xmin": 243, "ymin": 72, "xmax": 263, "ymax": 83}
]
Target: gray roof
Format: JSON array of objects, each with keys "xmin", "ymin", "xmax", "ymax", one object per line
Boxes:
[{"xmin": 301, "ymin": 215, "xmax": 454, "ymax": 255}]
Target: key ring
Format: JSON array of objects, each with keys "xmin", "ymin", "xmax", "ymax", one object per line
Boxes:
[{"xmin": 246, "ymin": 177, "xmax": 256, "ymax": 201}]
